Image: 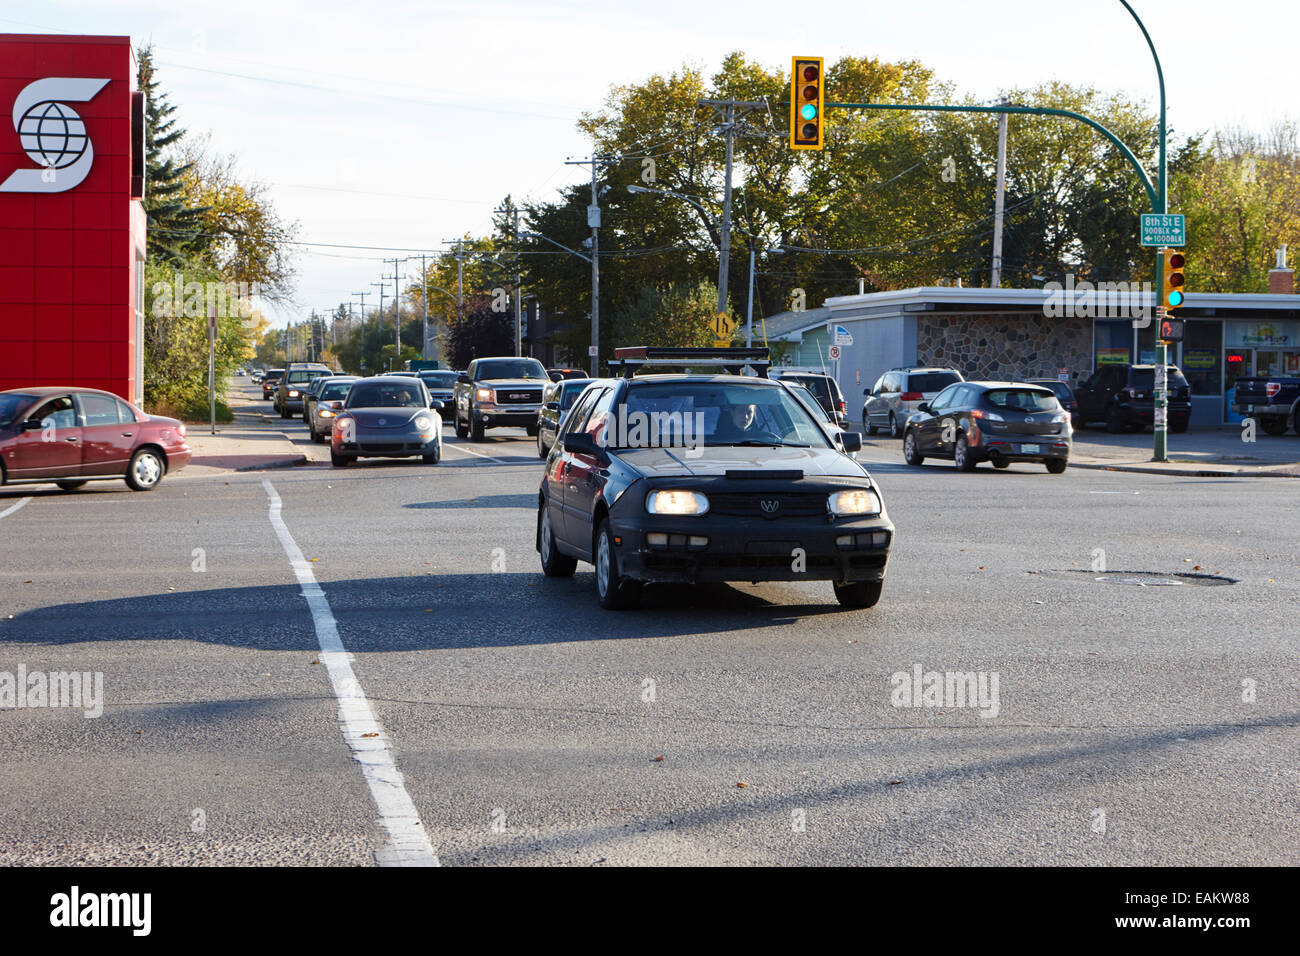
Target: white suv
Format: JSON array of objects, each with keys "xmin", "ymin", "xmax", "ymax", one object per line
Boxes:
[{"xmin": 862, "ymin": 367, "xmax": 965, "ymax": 438}]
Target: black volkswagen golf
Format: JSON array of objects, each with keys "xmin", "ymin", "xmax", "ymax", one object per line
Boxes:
[
  {"xmin": 902, "ymin": 381, "xmax": 1072, "ymax": 473},
  {"xmin": 535, "ymin": 348, "xmax": 893, "ymax": 610}
]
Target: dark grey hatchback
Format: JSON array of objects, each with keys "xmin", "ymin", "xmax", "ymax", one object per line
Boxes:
[{"xmin": 902, "ymin": 381, "xmax": 1072, "ymax": 473}]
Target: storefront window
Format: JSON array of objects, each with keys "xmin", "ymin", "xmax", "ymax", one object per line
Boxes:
[
  {"xmin": 1180, "ymin": 320, "xmax": 1221, "ymax": 395},
  {"xmin": 1094, "ymin": 320, "xmax": 1131, "ymax": 369}
]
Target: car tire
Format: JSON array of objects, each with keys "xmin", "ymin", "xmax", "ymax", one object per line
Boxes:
[
  {"xmin": 125, "ymin": 447, "xmax": 165, "ymax": 491},
  {"xmin": 1169, "ymin": 421, "xmax": 1189, "ymax": 434},
  {"xmin": 537, "ymin": 432, "xmax": 548, "ymax": 459},
  {"xmin": 470, "ymin": 417, "xmax": 485, "ymax": 442},
  {"xmin": 954, "ymin": 435, "xmax": 976, "ymax": 472},
  {"xmin": 595, "ymin": 519, "xmax": 641, "ymax": 610},
  {"xmin": 422, "ymin": 443, "xmax": 440, "ymax": 464},
  {"xmin": 56, "ymin": 480, "xmax": 88, "ymax": 491},
  {"xmin": 1258, "ymin": 416, "xmax": 1286, "ymax": 436},
  {"xmin": 833, "ymin": 579, "xmax": 883, "ymax": 608},
  {"xmin": 280, "ymin": 406, "xmax": 290, "ymax": 419},
  {"xmin": 864, "ymin": 415, "xmax": 878, "ymax": 436},
  {"xmin": 454, "ymin": 411, "xmax": 469, "ymax": 439},
  {"xmin": 992, "ymin": 457, "xmax": 1010, "ymax": 469},
  {"xmin": 902, "ymin": 430, "xmax": 924, "ymax": 466},
  {"xmin": 538, "ymin": 505, "xmax": 577, "ymax": 577},
  {"xmin": 1105, "ymin": 403, "xmax": 1126, "ymax": 433},
  {"xmin": 526, "ymin": 424, "xmax": 539, "ymax": 437},
  {"xmin": 888, "ymin": 413, "xmax": 900, "ymax": 439},
  {"xmin": 330, "ymin": 451, "xmax": 352, "ymax": 467},
  {"xmin": 1046, "ymin": 458, "xmax": 1068, "ymax": 474}
]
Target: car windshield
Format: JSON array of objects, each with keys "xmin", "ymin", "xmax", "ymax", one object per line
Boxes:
[
  {"xmin": 346, "ymin": 382, "xmax": 426, "ymax": 408},
  {"xmin": 1132, "ymin": 368, "xmax": 1190, "ymax": 389},
  {"xmin": 477, "ymin": 359, "xmax": 547, "ymax": 380},
  {"xmin": 419, "ymin": 372, "xmax": 458, "ymax": 388},
  {"xmin": 613, "ymin": 381, "xmax": 831, "ymax": 449},
  {"xmin": 0, "ymin": 394, "xmax": 33, "ymax": 428},
  {"xmin": 985, "ymin": 388, "xmax": 1061, "ymax": 412},
  {"xmin": 320, "ymin": 382, "xmax": 355, "ymax": 401},
  {"xmin": 909, "ymin": 371, "xmax": 962, "ymax": 393}
]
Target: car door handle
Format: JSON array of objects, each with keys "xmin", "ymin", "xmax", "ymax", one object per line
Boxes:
[
  {"xmin": 65, "ymin": 436, "xmax": 79, "ymax": 442},
  {"xmin": 121, "ymin": 432, "xmax": 134, "ymax": 437}
]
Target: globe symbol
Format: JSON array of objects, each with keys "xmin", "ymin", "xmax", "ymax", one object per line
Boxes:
[{"xmin": 17, "ymin": 100, "xmax": 89, "ymax": 170}]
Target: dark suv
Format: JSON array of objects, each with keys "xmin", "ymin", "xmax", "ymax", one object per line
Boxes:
[
  {"xmin": 769, "ymin": 370, "xmax": 848, "ymax": 427},
  {"xmin": 1074, "ymin": 364, "xmax": 1190, "ymax": 433}
]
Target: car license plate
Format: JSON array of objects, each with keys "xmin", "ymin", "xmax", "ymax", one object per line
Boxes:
[{"xmin": 1020, "ymin": 443, "xmax": 1040, "ymax": 454}]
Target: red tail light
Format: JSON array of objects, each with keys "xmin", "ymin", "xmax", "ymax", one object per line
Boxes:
[
  {"xmin": 836, "ymin": 400, "xmax": 847, "ymax": 413},
  {"xmin": 900, "ymin": 391, "xmax": 923, "ymax": 402},
  {"xmin": 1266, "ymin": 382, "xmax": 1281, "ymax": 399}
]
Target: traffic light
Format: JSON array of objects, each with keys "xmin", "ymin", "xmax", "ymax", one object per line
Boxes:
[
  {"xmin": 790, "ymin": 57, "xmax": 824, "ymax": 150},
  {"xmin": 1159, "ymin": 315, "xmax": 1185, "ymax": 342},
  {"xmin": 1161, "ymin": 247, "xmax": 1186, "ymax": 311}
]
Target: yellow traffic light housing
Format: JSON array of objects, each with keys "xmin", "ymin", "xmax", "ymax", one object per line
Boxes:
[
  {"xmin": 790, "ymin": 57, "xmax": 824, "ymax": 150},
  {"xmin": 1161, "ymin": 247, "xmax": 1186, "ymax": 311}
]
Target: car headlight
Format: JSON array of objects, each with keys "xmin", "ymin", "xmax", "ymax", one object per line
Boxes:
[
  {"xmin": 828, "ymin": 488, "xmax": 881, "ymax": 516},
  {"xmin": 475, "ymin": 388, "xmax": 493, "ymax": 402},
  {"xmin": 288, "ymin": 390, "xmax": 299, "ymax": 397},
  {"xmin": 318, "ymin": 409, "xmax": 335, "ymax": 419},
  {"xmin": 413, "ymin": 416, "xmax": 433, "ymax": 432},
  {"xmin": 645, "ymin": 490, "xmax": 709, "ymax": 516}
]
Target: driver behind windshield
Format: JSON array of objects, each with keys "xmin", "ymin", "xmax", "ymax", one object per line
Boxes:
[{"xmin": 711, "ymin": 401, "xmax": 761, "ymax": 444}]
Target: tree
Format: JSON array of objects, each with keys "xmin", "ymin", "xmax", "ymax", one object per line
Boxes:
[
  {"xmin": 136, "ymin": 46, "xmax": 206, "ymax": 263},
  {"xmin": 448, "ymin": 296, "xmax": 514, "ymax": 369}
]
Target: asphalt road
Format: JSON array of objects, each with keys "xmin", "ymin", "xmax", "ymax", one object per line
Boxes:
[{"xmin": 2, "ymin": 391, "xmax": 1298, "ymax": 866}]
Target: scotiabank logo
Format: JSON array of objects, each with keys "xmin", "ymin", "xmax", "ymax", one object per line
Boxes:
[{"xmin": 0, "ymin": 77, "xmax": 109, "ymax": 193}]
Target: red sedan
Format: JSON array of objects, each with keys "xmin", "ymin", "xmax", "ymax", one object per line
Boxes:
[{"xmin": 0, "ymin": 387, "xmax": 191, "ymax": 492}]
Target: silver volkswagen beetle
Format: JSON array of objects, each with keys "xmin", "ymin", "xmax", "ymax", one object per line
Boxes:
[{"xmin": 330, "ymin": 376, "xmax": 444, "ymax": 467}]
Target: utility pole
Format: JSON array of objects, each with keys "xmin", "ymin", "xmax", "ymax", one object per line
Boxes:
[
  {"xmin": 371, "ymin": 281, "xmax": 387, "ymax": 371},
  {"xmin": 440, "ymin": 238, "xmax": 465, "ymax": 324},
  {"xmin": 384, "ymin": 257, "xmax": 404, "ymax": 366},
  {"xmin": 699, "ymin": 98, "xmax": 767, "ymax": 317},
  {"xmin": 991, "ymin": 98, "xmax": 1010, "ymax": 289},
  {"xmin": 352, "ymin": 291, "xmax": 368, "ymax": 373},
  {"xmin": 419, "ymin": 254, "xmax": 428, "ymax": 360},
  {"xmin": 566, "ymin": 155, "xmax": 617, "ymax": 376},
  {"xmin": 513, "ymin": 209, "xmax": 523, "ymax": 357}
]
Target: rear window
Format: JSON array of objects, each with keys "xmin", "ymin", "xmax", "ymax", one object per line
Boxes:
[
  {"xmin": 419, "ymin": 372, "xmax": 458, "ymax": 388},
  {"xmin": 908, "ymin": 371, "xmax": 962, "ymax": 393},
  {"xmin": 320, "ymin": 382, "xmax": 354, "ymax": 401},
  {"xmin": 984, "ymin": 388, "xmax": 1061, "ymax": 412},
  {"xmin": 0, "ymin": 394, "xmax": 34, "ymax": 428},
  {"xmin": 287, "ymin": 370, "xmax": 324, "ymax": 384},
  {"xmin": 1131, "ymin": 368, "xmax": 1189, "ymax": 389},
  {"xmin": 266, "ymin": 369, "xmax": 284, "ymax": 378},
  {"xmin": 782, "ymin": 375, "xmax": 832, "ymax": 404}
]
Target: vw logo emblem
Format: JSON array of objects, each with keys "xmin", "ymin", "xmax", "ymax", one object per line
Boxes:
[
  {"xmin": 378, "ymin": 418, "xmax": 386, "ymax": 425},
  {"xmin": 760, "ymin": 499, "xmax": 781, "ymax": 514},
  {"xmin": 1024, "ymin": 416, "xmax": 1034, "ymax": 423}
]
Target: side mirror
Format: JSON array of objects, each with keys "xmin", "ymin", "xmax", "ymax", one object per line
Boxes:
[
  {"xmin": 428, "ymin": 399, "xmax": 445, "ymax": 411},
  {"xmin": 917, "ymin": 402, "xmax": 931, "ymax": 414},
  {"xmin": 863, "ymin": 388, "xmax": 872, "ymax": 396},
  {"xmin": 22, "ymin": 419, "xmax": 44, "ymax": 431},
  {"xmin": 544, "ymin": 401, "xmax": 559, "ymax": 411},
  {"xmin": 561, "ymin": 431, "xmax": 601, "ymax": 457},
  {"xmin": 839, "ymin": 431, "xmax": 863, "ymax": 453},
  {"xmin": 457, "ymin": 372, "xmax": 470, "ymax": 384}
]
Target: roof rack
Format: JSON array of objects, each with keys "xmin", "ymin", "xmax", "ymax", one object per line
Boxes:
[{"xmin": 608, "ymin": 346, "xmax": 771, "ymax": 379}]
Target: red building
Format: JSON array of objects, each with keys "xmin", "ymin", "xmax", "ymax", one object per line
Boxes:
[{"xmin": 0, "ymin": 34, "xmax": 146, "ymax": 403}]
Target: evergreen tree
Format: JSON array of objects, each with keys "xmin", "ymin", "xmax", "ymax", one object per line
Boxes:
[{"xmin": 136, "ymin": 45, "xmax": 206, "ymax": 262}]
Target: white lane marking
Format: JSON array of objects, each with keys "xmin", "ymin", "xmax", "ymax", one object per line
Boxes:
[
  {"xmin": 0, "ymin": 497, "xmax": 33, "ymax": 520},
  {"xmin": 1089, "ymin": 491, "xmax": 1140, "ymax": 495},
  {"xmin": 441, "ymin": 443, "xmax": 506, "ymax": 464},
  {"xmin": 262, "ymin": 479, "xmax": 438, "ymax": 867}
]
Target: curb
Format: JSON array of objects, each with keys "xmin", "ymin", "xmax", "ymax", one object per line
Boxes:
[
  {"xmin": 1068, "ymin": 460, "xmax": 1298, "ymax": 478},
  {"xmin": 230, "ymin": 455, "xmax": 309, "ymax": 473}
]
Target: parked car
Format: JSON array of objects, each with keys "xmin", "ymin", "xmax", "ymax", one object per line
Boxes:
[
  {"xmin": 777, "ymin": 379, "xmax": 863, "ymax": 459},
  {"xmin": 537, "ymin": 377, "xmax": 594, "ymax": 458},
  {"xmin": 306, "ymin": 376, "xmax": 360, "ymax": 442},
  {"xmin": 0, "ymin": 387, "xmax": 191, "ymax": 491},
  {"xmin": 1074, "ymin": 363, "xmax": 1190, "ymax": 433},
  {"xmin": 274, "ymin": 363, "xmax": 333, "ymax": 418},
  {"xmin": 536, "ymin": 349, "xmax": 892, "ymax": 610},
  {"xmin": 330, "ymin": 376, "xmax": 444, "ymax": 467},
  {"xmin": 452, "ymin": 356, "xmax": 549, "ymax": 441},
  {"xmin": 261, "ymin": 368, "xmax": 284, "ymax": 400},
  {"xmin": 547, "ymin": 367, "xmax": 587, "ymax": 382},
  {"xmin": 901, "ymin": 381, "xmax": 1071, "ymax": 473},
  {"xmin": 1233, "ymin": 376, "xmax": 1300, "ymax": 435},
  {"xmin": 863, "ymin": 366, "xmax": 965, "ymax": 438},
  {"xmin": 416, "ymin": 370, "xmax": 458, "ymax": 412},
  {"xmin": 1027, "ymin": 379, "xmax": 1080, "ymax": 423},
  {"xmin": 769, "ymin": 368, "xmax": 848, "ymax": 427}
]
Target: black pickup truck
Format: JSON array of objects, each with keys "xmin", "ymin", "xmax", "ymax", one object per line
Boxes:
[{"xmin": 1233, "ymin": 378, "xmax": 1300, "ymax": 435}]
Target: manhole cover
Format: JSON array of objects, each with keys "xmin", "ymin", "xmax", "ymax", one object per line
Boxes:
[{"xmin": 1031, "ymin": 570, "xmax": 1237, "ymax": 587}]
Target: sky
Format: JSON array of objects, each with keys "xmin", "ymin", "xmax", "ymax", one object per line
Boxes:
[{"xmin": 3, "ymin": 0, "xmax": 1295, "ymax": 326}]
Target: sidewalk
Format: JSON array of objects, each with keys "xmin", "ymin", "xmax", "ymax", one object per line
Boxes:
[
  {"xmin": 182, "ymin": 411, "xmax": 307, "ymax": 477},
  {"xmin": 1068, "ymin": 425, "xmax": 1300, "ymax": 477}
]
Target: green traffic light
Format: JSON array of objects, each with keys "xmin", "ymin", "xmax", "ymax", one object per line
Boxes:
[
  {"xmin": 1168, "ymin": 290, "xmax": 1184, "ymax": 307},
  {"xmin": 800, "ymin": 103, "xmax": 817, "ymax": 121}
]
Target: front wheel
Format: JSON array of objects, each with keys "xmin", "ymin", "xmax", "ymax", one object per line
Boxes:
[
  {"xmin": 537, "ymin": 432, "xmax": 548, "ymax": 459},
  {"xmin": 56, "ymin": 480, "xmax": 88, "ymax": 491},
  {"xmin": 454, "ymin": 409, "xmax": 469, "ymax": 439},
  {"xmin": 954, "ymin": 436, "xmax": 976, "ymax": 472},
  {"xmin": 1045, "ymin": 458, "xmax": 1068, "ymax": 474},
  {"xmin": 125, "ymin": 448, "xmax": 164, "ymax": 491},
  {"xmin": 330, "ymin": 451, "xmax": 352, "ymax": 467},
  {"xmin": 526, "ymin": 424, "xmax": 539, "ymax": 437},
  {"xmin": 902, "ymin": 430, "xmax": 924, "ymax": 466},
  {"xmin": 422, "ymin": 445, "xmax": 440, "ymax": 464},
  {"xmin": 538, "ymin": 505, "xmax": 577, "ymax": 577},
  {"xmin": 470, "ymin": 417, "xmax": 485, "ymax": 442},
  {"xmin": 834, "ymin": 579, "xmax": 883, "ymax": 608},
  {"xmin": 595, "ymin": 519, "xmax": 641, "ymax": 609},
  {"xmin": 1105, "ymin": 403, "xmax": 1126, "ymax": 433}
]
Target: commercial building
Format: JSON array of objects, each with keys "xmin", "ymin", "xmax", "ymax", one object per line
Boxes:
[{"xmin": 0, "ymin": 34, "xmax": 145, "ymax": 403}]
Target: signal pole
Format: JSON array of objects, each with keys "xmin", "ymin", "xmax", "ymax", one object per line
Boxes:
[
  {"xmin": 565, "ymin": 154, "xmax": 620, "ymax": 376},
  {"xmin": 698, "ymin": 99, "xmax": 768, "ymax": 317},
  {"xmin": 991, "ymin": 99, "xmax": 1009, "ymax": 289}
]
